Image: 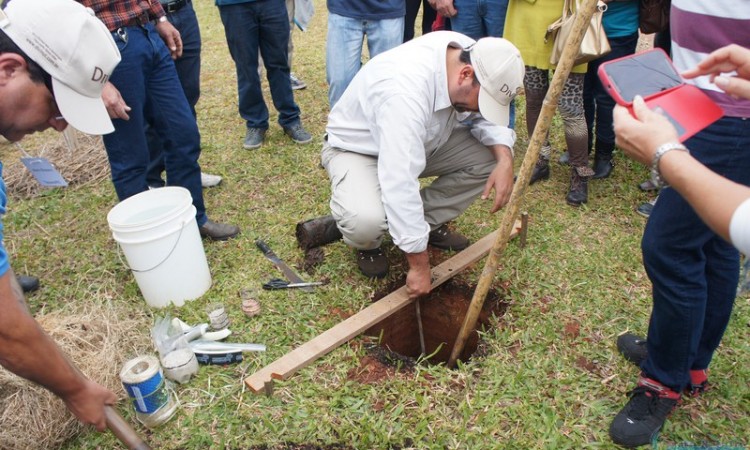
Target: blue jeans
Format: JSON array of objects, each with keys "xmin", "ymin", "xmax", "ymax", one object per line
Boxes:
[
  {"xmin": 583, "ymin": 32, "xmax": 638, "ymax": 156},
  {"xmin": 146, "ymin": 1, "xmax": 202, "ymax": 187},
  {"xmin": 326, "ymin": 12, "xmax": 405, "ymax": 107},
  {"xmin": 105, "ymin": 23, "xmax": 206, "ymax": 226},
  {"xmin": 219, "ymin": 0, "xmax": 300, "ymax": 130},
  {"xmin": 449, "ymin": 0, "xmax": 514, "ymax": 128},
  {"xmin": 641, "ymin": 116, "xmax": 750, "ymax": 391},
  {"xmin": 450, "ymin": 0, "xmax": 508, "ymax": 40}
]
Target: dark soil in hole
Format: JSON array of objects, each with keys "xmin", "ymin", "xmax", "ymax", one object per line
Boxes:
[{"xmin": 365, "ymin": 280, "xmax": 508, "ymax": 365}]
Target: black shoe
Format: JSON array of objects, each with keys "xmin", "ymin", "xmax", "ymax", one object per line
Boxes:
[
  {"xmin": 617, "ymin": 333, "xmax": 648, "ymax": 367},
  {"xmin": 566, "ymin": 167, "xmax": 592, "ymax": 206},
  {"xmin": 592, "ymin": 157, "xmax": 614, "ymax": 179},
  {"xmin": 357, "ymin": 247, "xmax": 389, "ymax": 279},
  {"xmin": 428, "ymin": 224, "xmax": 470, "ymax": 251},
  {"xmin": 529, "ymin": 158, "xmax": 550, "ymax": 185},
  {"xmin": 199, "ymin": 220, "xmax": 240, "ymax": 241},
  {"xmin": 609, "ymin": 376, "xmax": 680, "ymax": 448},
  {"xmin": 17, "ymin": 275, "xmax": 39, "ymax": 293}
]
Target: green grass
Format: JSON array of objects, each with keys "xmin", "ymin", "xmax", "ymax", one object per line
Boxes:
[{"xmin": 2, "ymin": 0, "xmax": 749, "ymax": 448}]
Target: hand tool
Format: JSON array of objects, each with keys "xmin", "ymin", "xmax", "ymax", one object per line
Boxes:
[
  {"xmin": 105, "ymin": 406, "xmax": 152, "ymax": 450},
  {"xmin": 415, "ymin": 300, "xmax": 426, "ymax": 356},
  {"xmin": 262, "ymin": 278, "xmax": 323, "ymax": 290},
  {"xmin": 255, "ymin": 239, "xmax": 315, "ymax": 292}
]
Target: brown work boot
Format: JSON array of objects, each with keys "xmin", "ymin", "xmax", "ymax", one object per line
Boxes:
[
  {"xmin": 357, "ymin": 247, "xmax": 389, "ymax": 279},
  {"xmin": 429, "ymin": 224, "xmax": 470, "ymax": 251},
  {"xmin": 199, "ymin": 219, "xmax": 240, "ymax": 241},
  {"xmin": 566, "ymin": 166, "xmax": 594, "ymax": 206}
]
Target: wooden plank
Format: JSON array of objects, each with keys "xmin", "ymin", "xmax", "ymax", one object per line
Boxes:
[{"xmin": 244, "ymin": 220, "xmax": 522, "ymax": 393}]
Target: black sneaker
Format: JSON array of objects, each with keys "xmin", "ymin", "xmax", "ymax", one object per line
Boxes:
[
  {"xmin": 609, "ymin": 376, "xmax": 680, "ymax": 448},
  {"xmin": 357, "ymin": 247, "xmax": 389, "ymax": 279},
  {"xmin": 617, "ymin": 333, "xmax": 648, "ymax": 367},
  {"xmin": 428, "ymin": 224, "xmax": 469, "ymax": 251},
  {"xmin": 636, "ymin": 199, "xmax": 656, "ymax": 218},
  {"xmin": 244, "ymin": 127, "xmax": 266, "ymax": 149}
]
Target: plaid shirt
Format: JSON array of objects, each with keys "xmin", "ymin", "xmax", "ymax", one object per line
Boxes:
[{"xmin": 78, "ymin": 0, "xmax": 165, "ymax": 31}]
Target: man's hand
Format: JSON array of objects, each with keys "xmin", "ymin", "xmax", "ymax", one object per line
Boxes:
[
  {"xmin": 102, "ymin": 82, "xmax": 131, "ymax": 120},
  {"xmin": 61, "ymin": 378, "xmax": 118, "ymax": 431},
  {"xmin": 481, "ymin": 144, "xmax": 514, "ymax": 213},
  {"xmin": 405, "ymin": 251, "xmax": 431, "ymax": 299},
  {"xmin": 428, "ymin": 0, "xmax": 457, "ymax": 18},
  {"xmin": 156, "ymin": 19, "xmax": 183, "ymax": 59}
]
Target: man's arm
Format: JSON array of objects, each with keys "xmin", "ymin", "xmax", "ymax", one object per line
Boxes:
[
  {"xmin": 481, "ymin": 144, "xmax": 514, "ymax": 213},
  {"xmin": 0, "ymin": 269, "xmax": 117, "ymax": 431}
]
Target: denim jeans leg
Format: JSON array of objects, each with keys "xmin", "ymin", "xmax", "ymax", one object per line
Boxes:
[
  {"xmin": 219, "ymin": 3, "xmax": 268, "ymax": 130},
  {"xmin": 104, "ymin": 27, "xmax": 154, "ymax": 202},
  {"xmin": 105, "ymin": 25, "xmax": 205, "ymax": 225},
  {"xmin": 641, "ymin": 117, "xmax": 750, "ymax": 390},
  {"xmin": 327, "ymin": 13, "xmax": 365, "ymax": 107},
  {"xmin": 364, "ymin": 17, "xmax": 404, "ymax": 57},
  {"xmin": 257, "ymin": 0, "xmax": 300, "ymax": 128},
  {"xmin": 147, "ymin": 3, "xmax": 202, "ymax": 186}
]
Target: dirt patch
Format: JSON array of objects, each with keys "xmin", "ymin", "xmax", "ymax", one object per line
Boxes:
[{"xmin": 366, "ymin": 280, "xmax": 508, "ymax": 365}]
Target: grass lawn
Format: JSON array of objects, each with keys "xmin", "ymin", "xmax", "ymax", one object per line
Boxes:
[{"xmin": 1, "ymin": 0, "xmax": 748, "ymax": 448}]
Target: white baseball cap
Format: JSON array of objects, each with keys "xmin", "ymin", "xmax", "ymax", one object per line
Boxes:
[
  {"xmin": 469, "ymin": 37, "xmax": 525, "ymax": 127},
  {"xmin": 0, "ymin": 0, "xmax": 121, "ymax": 135}
]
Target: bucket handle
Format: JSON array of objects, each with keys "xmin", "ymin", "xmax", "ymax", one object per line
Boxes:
[{"xmin": 116, "ymin": 220, "xmax": 187, "ymax": 273}]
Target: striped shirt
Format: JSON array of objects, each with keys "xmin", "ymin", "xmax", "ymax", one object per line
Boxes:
[{"xmin": 671, "ymin": 0, "xmax": 750, "ymax": 118}]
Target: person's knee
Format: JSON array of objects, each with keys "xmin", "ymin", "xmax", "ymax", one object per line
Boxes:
[{"xmin": 336, "ymin": 209, "xmax": 387, "ymax": 248}]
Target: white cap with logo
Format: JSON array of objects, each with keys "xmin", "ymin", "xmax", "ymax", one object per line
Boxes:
[
  {"xmin": 0, "ymin": 0, "xmax": 121, "ymax": 135},
  {"xmin": 469, "ymin": 37, "xmax": 525, "ymax": 127}
]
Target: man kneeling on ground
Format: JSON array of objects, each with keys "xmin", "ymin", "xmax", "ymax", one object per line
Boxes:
[{"xmin": 322, "ymin": 31, "xmax": 524, "ymax": 299}]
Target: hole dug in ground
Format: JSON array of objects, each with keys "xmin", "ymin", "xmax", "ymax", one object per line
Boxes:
[{"xmin": 366, "ymin": 280, "xmax": 507, "ymax": 366}]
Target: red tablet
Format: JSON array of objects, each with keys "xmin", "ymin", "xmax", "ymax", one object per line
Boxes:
[{"xmin": 598, "ymin": 48, "xmax": 724, "ymax": 142}]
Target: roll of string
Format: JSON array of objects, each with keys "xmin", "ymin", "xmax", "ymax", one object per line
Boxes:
[{"xmin": 120, "ymin": 355, "xmax": 169, "ymax": 414}]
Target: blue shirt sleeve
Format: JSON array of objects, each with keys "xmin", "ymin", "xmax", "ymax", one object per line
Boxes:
[{"xmin": 0, "ymin": 163, "xmax": 11, "ymax": 278}]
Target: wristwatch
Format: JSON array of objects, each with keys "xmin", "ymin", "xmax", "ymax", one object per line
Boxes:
[
  {"xmin": 650, "ymin": 142, "xmax": 689, "ymax": 189},
  {"xmin": 157, "ymin": 15, "xmax": 168, "ymax": 23}
]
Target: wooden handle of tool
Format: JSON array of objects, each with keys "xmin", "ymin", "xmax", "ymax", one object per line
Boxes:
[{"xmin": 105, "ymin": 406, "xmax": 152, "ymax": 450}]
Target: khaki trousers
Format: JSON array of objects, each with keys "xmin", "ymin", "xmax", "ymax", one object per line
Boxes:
[{"xmin": 321, "ymin": 127, "xmax": 497, "ymax": 250}]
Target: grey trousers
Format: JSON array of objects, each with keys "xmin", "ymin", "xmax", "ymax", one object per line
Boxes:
[{"xmin": 321, "ymin": 127, "xmax": 497, "ymax": 250}]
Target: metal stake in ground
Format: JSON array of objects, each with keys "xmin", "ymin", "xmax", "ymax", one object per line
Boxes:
[{"xmin": 446, "ymin": 0, "xmax": 602, "ymax": 368}]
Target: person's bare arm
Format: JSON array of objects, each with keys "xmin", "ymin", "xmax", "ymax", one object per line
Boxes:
[
  {"xmin": 102, "ymin": 82, "xmax": 131, "ymax": 120},
  {"xmin": 156, "ymin": 19, "xmax": 183, "ymax": 59},
  {"xmin": 481, "ymin": 144, "xmax": 514, "ymax": 213},
  {"xmin": 405, "ymin": 251, "xmax": 431, "ymax": 299},
  {"xmin": 0, "ymin": 269, "xmax": 117, "ymax": 431}
]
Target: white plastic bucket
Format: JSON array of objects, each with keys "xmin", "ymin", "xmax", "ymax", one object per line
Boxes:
[{"xmin": 107, "ymin": 187, "xmax": 212, "ymax": 308}]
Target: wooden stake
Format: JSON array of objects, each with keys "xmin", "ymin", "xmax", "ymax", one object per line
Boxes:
[{"xmin": 446, "ymin": 0, "xmax": 602, "ymax": 368}]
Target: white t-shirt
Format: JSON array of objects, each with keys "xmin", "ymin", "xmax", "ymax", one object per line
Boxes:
[{"xmin": 729, "ymin": 198, "xmax": 750, "ymax": 255}]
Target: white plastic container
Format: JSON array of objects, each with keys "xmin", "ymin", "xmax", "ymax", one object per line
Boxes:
[{"xmin": 107, "ymin": 187, "xmax": 211, "ymax": 307}]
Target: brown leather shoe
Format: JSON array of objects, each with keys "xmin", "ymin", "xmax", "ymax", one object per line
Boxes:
[
  {"xmin": 199, "ymin": 219, "xmax": 240, "ymax": 241},
  {"xmin": 428, "ymin": 224, "xmax": 469, "ymax": 251}
]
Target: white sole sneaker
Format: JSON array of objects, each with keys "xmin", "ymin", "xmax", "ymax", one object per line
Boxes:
[{"xmin": 201, "ymin": 172, "xmax": 222, "ymax": 188}]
